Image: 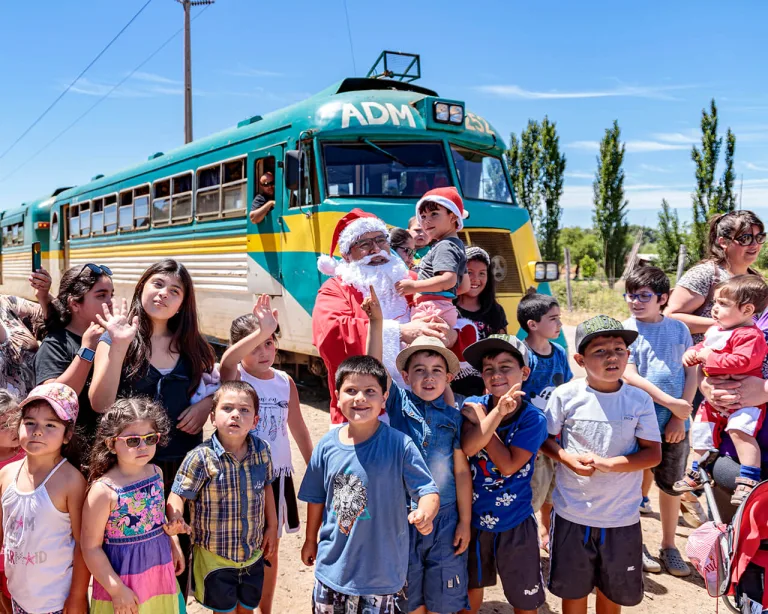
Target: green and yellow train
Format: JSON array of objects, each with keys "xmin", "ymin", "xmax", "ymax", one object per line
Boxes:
[{"xmin": 0, "ymin": 55, "xmax": 558, "ymax": 372}]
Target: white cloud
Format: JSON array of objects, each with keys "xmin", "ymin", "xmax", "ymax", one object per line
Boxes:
[
  {"xmin": 565, "ymin": 171, "xmax": 593, "ymax": 179},
  {"xmin": 475, "ymin": 83, "xmax": 691, "ymax": 101},
  {"xmin": 625, "ymin": 140, "xmax": 690, "ymax": 152},
  {"xmin": 225, "ymin": 65, "xmax": 284, "ymax": 78},
  {"xmin": 745, "ymin": 162, "xmax": 768, "ymax": 172},
  {"xmin": 652, "ymin": 130, "xmax": 699, "ymax": 144},
  {"xmin": 130, "ymin": 72, "xmax": 181, "ymax": 85},
  {"xmin": 640, "ymin": 163, "xmax": 672, "ymax": 173},
  {"xmin": 566, "ymin": 141, "xmax": 600, "ymax": 151}
]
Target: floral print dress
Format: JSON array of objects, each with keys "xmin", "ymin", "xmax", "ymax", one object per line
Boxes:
[
  {"xmin": 90, "ymin": 471, "xmax": 183, "ymax": 614},
  {"xmin": 0, "ymin": 295, "xmax": 40, "ymax": 398}
]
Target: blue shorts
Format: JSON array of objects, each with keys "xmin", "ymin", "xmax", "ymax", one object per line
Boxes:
[{"xmin": 406, "ymin": 504, "xmax": 469, "ymax": 613}]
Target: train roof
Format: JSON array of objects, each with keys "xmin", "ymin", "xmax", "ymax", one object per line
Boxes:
[{"xmin": 5, "ymin": 77, "xmax": 504, "ymax": 207}]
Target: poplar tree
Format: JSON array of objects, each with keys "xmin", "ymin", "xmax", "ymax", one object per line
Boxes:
[
  {"xmin": 506, "ymin": 120, "xmax": 541, "ymax": 229},
  {"xmin": 657, "ymin": 199, "xmax": 686, "ymax": 271},
  {"xmin": 691, "ymin": 99, "xmax": 737, "ymax": 259},
  {"xmin": 593, "ymin": 121, "xmax": 629, "ymax": 286},
  {"xmin": 538, "ymin": 117, "xmax": 566, "ymax": 261}
]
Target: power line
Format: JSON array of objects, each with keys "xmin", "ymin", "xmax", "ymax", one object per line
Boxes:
[
  {"xmin": 342, "ymin": 0, "xmax": 357, "ymax": 75},
  {"xmin": 0, "ymin": 0, "xmax": 154, "ymax": 164},
  {"xmin": 0, "ymin": 5, "xmax": 211, "ymax": 184}
]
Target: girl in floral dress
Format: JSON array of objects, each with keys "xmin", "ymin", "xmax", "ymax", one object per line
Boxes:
[{"xmin": 81, "ymin": 398, "xmax": 186, "ymax": 614}]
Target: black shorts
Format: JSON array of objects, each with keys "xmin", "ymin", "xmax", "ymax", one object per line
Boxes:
[
  {"xmin": 468, "ymin": 515, "xmax": 545, "ymax": 611},
  {"xmin": 193, "ymin": 547, "xmax": 265, "ymax": 611},
  {"xmin": 272, "ymin": 474, "xmax": 300, "ymax": 537},
  {"xmin": 548, "ymin": 514, "xmax": 643, "ymax": 606},
  {"xmin": 652, "ymin": 429, "xmax": 690, "ymax": 496}
]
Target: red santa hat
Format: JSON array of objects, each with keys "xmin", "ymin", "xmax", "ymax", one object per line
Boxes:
[
  {"xmin": 415, "ymin": 186, "xmax": 470, "ymax": 230},
  {"xmin": 317, "ymin": 208, "xmax": 389, "ymax": 276}
]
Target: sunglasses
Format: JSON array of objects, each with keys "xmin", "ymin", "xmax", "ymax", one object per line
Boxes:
[
  {"xmin": 260, "ymin": 181, "xmax": 275, "ymax": 187},
  {"xmin": 80, "ymin": 263, "xmax": 113, "ymax": 277},
  {"xmin": 113, "ymin": 432, "xmax": 160, "ymax": 448},
  {"xmin": 397, "ymin": 246, "xmax": 415, "ymax": 259},
  {"xmin": 729, "ymin": 232, "xmax": 767, "ymax": 247},
  {"xmin": 623, "ymin": 292, "xmax": 662, "ymax": 303},
  {"xmin": 352, "ymin": 235, "xmax": 390, "ymax": 253}
]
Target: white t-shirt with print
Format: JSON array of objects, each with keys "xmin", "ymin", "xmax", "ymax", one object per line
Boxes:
[{"xmin": 545, "ymin": 378, "xmax": 661, "ymax": 528}]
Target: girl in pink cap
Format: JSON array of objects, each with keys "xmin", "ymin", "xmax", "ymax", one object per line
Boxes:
[{"xmin": 0, "ymin": 383, "xmax": 89, "ymax": 614}]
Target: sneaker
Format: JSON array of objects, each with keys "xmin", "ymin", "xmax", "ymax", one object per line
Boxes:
[
  {"xmin": 639, "ymin": 496, "xmax": 654, "ymax": 515},
  {"xmin": 659, "ymin": 547, "xmax": 691, "ymax": 577},
  {"xmin": 680, "ymin": 494, "xmax": 707, "ymax": 529},
  {"xmin": 642, "ymin": 544, "xmax": 661, "ymax": 573},
  {"xmin": 673, "ymin": 469, "xmax": 704, "ymax": 493}
]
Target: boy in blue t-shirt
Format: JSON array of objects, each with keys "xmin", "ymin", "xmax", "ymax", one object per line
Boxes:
[
  {"xmin": 621, "ymin": 266, "xmax": 696, "ymax": 577},
  {"xmin": 461, "ymin": 334, "xmax": 548, "ymax": 614},
  {"xmin": 516, "ymin": 289, "xmax": 572, "ymax": 549},
  {"xmin": 298, "ymin": 356, "xmax": 440, "ymax": 612},
  {"xmin": 366, "ymin": 292, "xmax": 472, "ymax": 614}
]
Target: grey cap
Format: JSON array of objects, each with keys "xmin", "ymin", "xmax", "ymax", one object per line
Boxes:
[
  {"xmin": 463, "ymin": 334, "xmax": 530, "ymax": 371},
  {"xmin": 574, "ymin": 315, "xmax": 638, "ymax": 354}
]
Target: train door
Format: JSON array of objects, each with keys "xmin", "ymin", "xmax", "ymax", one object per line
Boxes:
[
  {"xmin": 59, "ymin": 205, "xmax": 71, "ymax": 271},
  {"xmin": 246, "ymin": 145, "xmax": 284, "ymax": 295}
]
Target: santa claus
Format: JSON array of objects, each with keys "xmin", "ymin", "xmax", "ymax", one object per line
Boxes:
[{"xmin": 313, "ymin": 209, "xmax": 456, "ymax": 424}]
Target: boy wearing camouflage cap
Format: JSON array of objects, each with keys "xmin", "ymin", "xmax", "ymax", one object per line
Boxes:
[{"xmin": 541, "ymin": 316, "xmax": 662, "ymax": 614}]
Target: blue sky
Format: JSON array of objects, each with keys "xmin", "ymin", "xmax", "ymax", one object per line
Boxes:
[{"xmin": 1, "ymin": 0, "xmax": 766, "ymax": 228}]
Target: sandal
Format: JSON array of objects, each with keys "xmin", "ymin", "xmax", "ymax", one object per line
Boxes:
[
  {"xmin": 659, "ymin": 547, "xmax": 691, "ymax": 577},
  {"xmin": 642, "ymin": 545, "xmax": 661, "ymax": 573},
  {"xmin": 673, "ymin": 469, "xmax": 703, "ymax": 493},
  {"xmin": 731, "ymin": 477, "xmax": 759, "ymax": 507},
  {"xmin": 680, "ymin": 494, "xmax": 707, "ymax": 529}
]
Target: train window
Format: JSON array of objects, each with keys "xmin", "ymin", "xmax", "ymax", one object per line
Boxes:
[
  {"xmin": 12, "ymin": 223, "xmax": 23, "ymax": 246},
  {"xmin": 134, "ymin": 185, "xmax": 150, "ymax": 229},
  {"xmin": 104, "ymin": 195, "xmax": 118, "ymax": 234},
  {"xmin": 222, "ymin": 159, "xmax": 246, "ymax": 216},
  {"xmin": 92, "ymin": 199, "xmax": 104, "ymax": 235},
  {"xmin": 289, "ymin": 141, "xmax": 317, "ymax": 208},
  {"xmin": 80, "ymin": 202, "xmax": 91, "ymax": 237},
  {"xmin": 171, "ymin": 173, "xmax": 193, "ymax": 223},
  {"xmin": 196, "ymin": 165, "xmax": 221, "ymax": 218},
  {"xmin": 2, "ymin": 227, "xmax": 10, "ymax": 248},
  {"xmin": 152, "ymin": 179, "xmax": 171, "ymax": 226},
  {"xmin": 69, "ymin": 205, "xmax": 80, "ymax": 238},
  {"xmin": 450, "ymin": 146, "xmax": 513, "ymax": 203}
]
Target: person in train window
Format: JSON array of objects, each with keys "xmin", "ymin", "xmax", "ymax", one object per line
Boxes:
[{"xmin": 250, "ymin": 172, "xmax": 276, "ymax": 224}]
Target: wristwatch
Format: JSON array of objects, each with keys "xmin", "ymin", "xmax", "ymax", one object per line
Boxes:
[{"xmin": 77, "ymin": 347, "xmax": 96, "ymax": 363}]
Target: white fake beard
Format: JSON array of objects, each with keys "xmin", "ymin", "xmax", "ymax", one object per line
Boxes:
[{"xmin": 336, "ymin": 253, "xmax": 411, "ymax": 323}]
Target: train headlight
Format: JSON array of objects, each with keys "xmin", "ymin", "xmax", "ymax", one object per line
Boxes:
[
  {"xmin": 449, "ymin": 104, "xmax": 464, "ymax": 124},
  {"xmin": 533, "ymin": 261, "xmax": 559, "ymax": 282},
  {"xmin": 434, "ymin": 102, "xmax": 449, "ymax": 123}
]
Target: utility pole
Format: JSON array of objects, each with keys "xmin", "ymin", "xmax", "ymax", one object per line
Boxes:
[{"xmin": 175, "ymin": 0, "xmax": 214, "ymax": 144}]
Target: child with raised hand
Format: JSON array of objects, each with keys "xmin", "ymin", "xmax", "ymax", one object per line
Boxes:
[
  {"xmin": 365, "ymin": 287, "xmax": 471, "ymax": 614},
  {"xmin": 81, "ymin": 398, "xmax": 185, "ymax": 614},
  {"xmin": 168, "ymin": 381, "xmax": 277, "ymax": 614},
  {"xmin": 542, "ymin": 316, "xmax": 661, "ymax": 614},
  {"xmin": 396, "ymin": 187, "xmax": 470, "ymax": 327},
  {"xmin": 219, "ymin": 294, "xmax": 313, "ymax": 614},
  {"xmin": 676, "ymin": 274, "xmax": 768, "ymax": 506},
  {"xmin": 0, "ymin": 383, "xmax": 89, "ymax": 614},
  {"xmin": 460, "ymin": 335, "xmax": 548, "ymax": 614},
  {"xmin": 298, "ymin": 348, "xmax": 439, "ymax": 612},
  {"xmin": 0, "ymin": 392, "xmax": 24, "ymax": 614}
]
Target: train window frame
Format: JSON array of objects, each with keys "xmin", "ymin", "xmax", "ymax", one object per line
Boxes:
[
  {"xmin": 152, "ymin": 178, "xmax": 172, "ymax": 227},
  {"xmin": 103, "ymin": 194, "xmax": 118, "ymax": 235},
  {"xmin": 2, "ymin": 226, "xmax": 9, "ymax": 248},
  {"xmin": 92, "ymin": 199, "xmax": 104, "ymax": 236},
  {"xmin": 449, "ymin": 145, "xmax": 514, "ymax": 204},
  {"xmin": 69, "ymin": 204, "xmax": 81, "ymax": 238},
  {"xmin": 118, "ymin": 188, "xmax": 134, "ymax": 232},
  {"xmin": 171, "ymin": 172, "xmax": 193, "ymax": 224},
  {"xmin": 195, "ymin": 155, "xmax": 247, "ymax": 221},
  {"xmin": 288, "ymin": 140, "xmax": 318, "ymax": 209},
  {"xmin": 79, "ymin": 202, "xmax": 91, "ymax": 237},
  {"xmin": 12, "ymin": 222, "xmax": 23, "ymax": 246},
  {"xmin": 133, "ymin": 184, "xmax": 151, "ymax": 230}
]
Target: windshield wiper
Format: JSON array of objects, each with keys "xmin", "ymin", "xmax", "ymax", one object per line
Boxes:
[{"xmin": 361, "ymin": 139, "xmax": 409, "ymax": 167}]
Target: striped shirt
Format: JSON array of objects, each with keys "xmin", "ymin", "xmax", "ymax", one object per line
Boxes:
[{"xmin": 172, "ymin": 432, "xmax": 274, "ymax": 562}]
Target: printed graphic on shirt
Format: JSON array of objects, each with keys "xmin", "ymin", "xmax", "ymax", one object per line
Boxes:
[
  {"xmin": 331, "ymin": 472, "xmax": 369, "ymax": 535},
  {"xmin": 252, "ymin": 397, "xmax": 289, "ymax": 443},
  {"xmin": 4, "ymin": 513, "xmax": 46, "ymax": 566},
  {"xmin": 528, "ymin": 372, "xmax": 565, "ymax": 411}
]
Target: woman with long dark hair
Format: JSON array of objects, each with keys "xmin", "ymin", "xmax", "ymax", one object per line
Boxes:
[
  {"xmin": 452, "ymin": 246, "xmax": 508, "ymax": 396},
  {"xmin": 34, "ymin": 264, "xmax": 114, "ymax": 441}
]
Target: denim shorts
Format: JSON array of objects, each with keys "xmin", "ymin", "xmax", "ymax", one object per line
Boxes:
[{"xmin": 406, "ymin": 504, "xmax": 469, "ymax": 613}]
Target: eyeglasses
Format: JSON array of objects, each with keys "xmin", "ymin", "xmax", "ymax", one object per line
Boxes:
[
  {"xmin": 623, "ymin": 292, "xmax": 662, "ymax": 303},
  {"xmin": 80, "ymin": 263, "xmax": 113, "ymax": 277},
  {"xmin": 729, "ymin": 232, "xmax": 767, "ymax": 247},
  {"xmin": 113, "ymin": 432, "xmax": 160, "ymax": 448},
  {"xmin": 352, "ymin": 235, "xmax": 390, "ymax": 253},
  {"xmin": 397, "ymin": 246, "xmax": 415, "ymax": 259}
]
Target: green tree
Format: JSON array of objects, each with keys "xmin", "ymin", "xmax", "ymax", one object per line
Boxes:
[
  {"xmin": 657, "ymin": 199, "xmax": 686, "ymax": 271},
  {"xmin": 559, "ymin": 226, "xmax": 602, "ymax": 277},
  {"xmin": 593, "ymin": 120, "xmax": 630, "ymax": 286},
  {"xmin": 538, "ymin": 116, "xmax": 567, "ymax": 261},
  {"xmin": 691, "ymin": 99, "xmax": 737, "ymax": 259},
  {"xmin": 579, "ymin": 255, "xmax": 598, "ymax": 279},
  {"xmin": 506, "ymin": 120, "xmax": 541, "ymax": 229}
]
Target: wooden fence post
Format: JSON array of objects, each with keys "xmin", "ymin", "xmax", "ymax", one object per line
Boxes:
[
  {"xmin": 564, "ymin": 247, "xmax": 573, "ymax": 311},
  {"xmin": 676, "ymin": 244, "xmax": 687, "ymax": 282}
]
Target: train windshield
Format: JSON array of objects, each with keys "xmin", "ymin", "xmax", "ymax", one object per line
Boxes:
[
  {"xmin": 451, "ymin": 146, "xmax": 513, "ymax": 204},
  {"xmin": 323, "ymin": 141, "xmax": 451, "ymax": 197}
]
